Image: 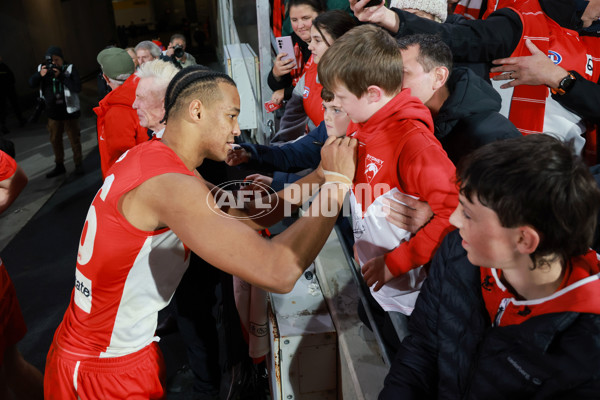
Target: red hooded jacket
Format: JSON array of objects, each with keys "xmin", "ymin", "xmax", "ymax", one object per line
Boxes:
[{"xmin": 94, "ymin": 74, "xmax": 148, "ymax": 178}]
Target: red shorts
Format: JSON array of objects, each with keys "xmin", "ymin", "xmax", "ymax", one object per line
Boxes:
[
  {"xmin": 0, "ymin": 262, "xmax": 27, "ymax": 365},
  {"xmin": 44, "ymin": 340, "xmax": 166, "ymax": 399}
]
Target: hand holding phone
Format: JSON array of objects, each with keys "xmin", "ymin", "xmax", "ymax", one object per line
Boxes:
[{"xmin": 275, "ymin": 36, "xmax": 296, "ymax": 68}]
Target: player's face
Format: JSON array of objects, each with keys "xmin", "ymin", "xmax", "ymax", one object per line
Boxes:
[
  {"xmin": 204, "ymin": 83, "xmax": 241, "ymax": 161},
  {"xmin": 307, "ymin": 25, "xmax": 333, "ymax": 64},
  {"xmin": 132, "ymin": 77, "xmax": 165, "ymax": 131},
  {"xmin": 322, "ymin": 99, "xmax": 350, "ymax": 137},
  {"xmin": 290, "ymin": 5, "xmax": 319, "ymax": 42},
  {"xmin": 449, "ymin": 193, "xmax": 521, "ymax": 269}
]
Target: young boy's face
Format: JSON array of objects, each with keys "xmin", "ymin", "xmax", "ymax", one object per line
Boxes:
[
  {"xmin": 332, "ymin": 84, "xmax": 372, "ymax": 123},
  {"xmin": 449, "ymin": 193, "xmax": 521, "ymax": 269},
  {"xmin": 322, "ymin": 99, "xmax": 351, "ymax": 137}
]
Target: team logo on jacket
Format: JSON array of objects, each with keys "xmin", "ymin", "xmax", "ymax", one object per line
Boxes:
[
  {"xmin": 303, "ymin": 86, "xmax": 310, "ymax": 99},
  {"xmin": 364, "ymin": 154, "xmax": 384, "ymax": 183},
  {"xmin": 548, "ymin": 50, "xmax": 562, "ymax": 65}
]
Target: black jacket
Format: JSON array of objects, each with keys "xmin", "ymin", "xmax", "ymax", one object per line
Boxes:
[
  {"xmin": 435, "ymin": 67, "xmax": 521, "ymax": 164},
  {"xmin": 29, "ymin": 64, "xmax": 81, "ymax": 120},
  {"xmin": 379, "ymin": 230, "xmax": 600, "ymax": 399},
  {"xmin": 392, "ymin": 0, "xmax": 600, "ymax": 123}
]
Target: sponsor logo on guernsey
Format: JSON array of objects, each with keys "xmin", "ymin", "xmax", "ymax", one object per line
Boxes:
[
  {"xmin": 303, "ymin": 86, "xmax": 310, "ymax": 99},
  {"xmin": 365, "ymin": 154, "xmax": 384, "ymax": 183},
  {"xmin": 74, "ymin": 268, "xmax": 92, "ymax": 313},
  {"xmin": 548, "ymin": 50, "xmax": 562, "ymax": 65}
]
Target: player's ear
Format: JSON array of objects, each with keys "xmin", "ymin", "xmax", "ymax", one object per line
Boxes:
[
  {"xmin": 516, "ymin": 226, "xmax": 540, "ymax": 255},
  {"xmin": 189, "ymin": 99, "xmax": 204, "ymax": 121}
]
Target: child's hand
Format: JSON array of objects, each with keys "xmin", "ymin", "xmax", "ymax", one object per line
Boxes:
[
  {"xmin": 361, "ymin": 255, "xmax": 394, "ymax": 291},
  {"xmin": 226, "ymin": 147, "xmax": 250, "ymax": 166}
]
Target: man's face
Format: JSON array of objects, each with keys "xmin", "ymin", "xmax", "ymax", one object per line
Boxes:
[
  {"xmin": 126, "ymin": 48, "xmax": 139, "ymax": 67},
  {"xmin": 332, "ymin": 84, "xmax": 371, "ymax": 123},
  {"xmin": 132, "ymin": 77, "xmax": 165, "ymax": 131},
  {"xmin": 169, "ymin": 38, "xmax": 186, "ymax": 51},
  {"xmin": 322, "ymin": 99, "xmax": 350, "ymax": 137},
  {"xmin": 51, "ymin": 55, "xmax": 64, "ymax": 68},
  {"xmin": 400, "ymin": 45, "xmax": 437, "ymax": 104},
  {"xmin": 136, "ymin": 49, "xmax": 155, "ymax": 65},
  {"xmin": 449, "ymin": 193, "xmax": 521, "ymax": 269},
  {"xmin": 202, "ymin": 83, "xmax": 241, "ymax": 161}
]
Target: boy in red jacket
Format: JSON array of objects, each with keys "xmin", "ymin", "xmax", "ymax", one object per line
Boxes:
[{"xmin": 319, "ymin": 24, "xmax": 458, "ymax": 317}]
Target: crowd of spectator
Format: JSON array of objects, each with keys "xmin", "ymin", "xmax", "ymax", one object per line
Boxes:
[{"xmin": 2, "ymin": 0, "xmax": 600, "ymax": 398}]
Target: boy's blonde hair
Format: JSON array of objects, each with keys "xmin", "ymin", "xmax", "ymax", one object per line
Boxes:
[{"xmin": 318, "ymin": 24, "xmax": 403, "ymax": 99}]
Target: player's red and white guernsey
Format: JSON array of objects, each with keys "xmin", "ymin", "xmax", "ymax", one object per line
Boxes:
[
  {"xmin": 54, "ymin": 139, "xmax": 193, "ymax": 358},
  {"xmin": 348, "ymin": 90, "xmax": 458, "ymax": 315}
]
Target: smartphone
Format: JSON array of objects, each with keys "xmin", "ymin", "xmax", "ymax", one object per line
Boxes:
[
  {"xmin": 364, "ymin": 0, "xmax": 383, "ymax": 7},
  {"xmin": 275, "ymin": 36, "xmax": 296, "ymax": 67}
]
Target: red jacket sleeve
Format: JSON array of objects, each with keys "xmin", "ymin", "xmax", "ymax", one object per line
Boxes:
[
  {"xmin": 384, "ymin": 135, "xmax": 458, "ymax": 276},
  {"xmin": 101, "ymin": 107, "xmax": 148, "ymax": 177}
]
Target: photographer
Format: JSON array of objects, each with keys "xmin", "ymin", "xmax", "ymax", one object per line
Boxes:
[
  {"xmin": 163, "ymin": 34, "xmax": 197, "ymax": 69},
  {"xmin": 28, "ymin": 46, "xmax": 83, "ymax": 178}
]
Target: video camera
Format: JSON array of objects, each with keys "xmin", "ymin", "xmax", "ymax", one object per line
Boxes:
[
  {"xmin": 173, "ymin": 45, "xmax": 185, "ymax": 59},
  {"xmin": 44, "ymin": 55, "xmax": 58, "ymax": 71}
]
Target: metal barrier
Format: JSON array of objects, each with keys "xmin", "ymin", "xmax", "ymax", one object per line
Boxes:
[{"xmin": 216, "ymin": 0, "xmax": 275, "ymax": 145}]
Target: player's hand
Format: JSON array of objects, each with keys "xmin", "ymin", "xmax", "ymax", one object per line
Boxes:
[
  {"xmin": 361, "ymin": 255, "xmax": 394, "ymax": 291},
  {"xmin": 383, "ymin": 193, "xmax": 433, "ymax": 234},
  {"xmin": 226, "ymin": 147, "xmax": 251, "ymax": 166},
  {"xmin": 319, "ymin": 135, "xmax": 357, "ymax": 184}
]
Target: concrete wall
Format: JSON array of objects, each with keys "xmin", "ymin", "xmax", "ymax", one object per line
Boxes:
[{"xmin": 0, "ymin": 0, "xmax": 115, "ymax": 104}]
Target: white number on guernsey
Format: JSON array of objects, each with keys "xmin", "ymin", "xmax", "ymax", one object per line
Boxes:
[
  {"xmin": 586, "ymin": 54, "xmax": 594, "ymax": 77},
  {"xmin": 77, "ymin": 174, "xmax": 114, "ymax": 265}
]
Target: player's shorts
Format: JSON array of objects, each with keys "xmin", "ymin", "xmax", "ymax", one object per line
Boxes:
[
  {"xmin": 44, "ymin": 339, "xmax": 166, "ymax": 399},
  {"xmin": 0, "ymin": 261, "xmax": 27, "ymax": 365}
]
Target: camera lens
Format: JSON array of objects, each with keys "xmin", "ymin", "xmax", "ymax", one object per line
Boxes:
[{"xmin": 174, "ymin": 46, "xmax": 184, "ymax": 58}]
